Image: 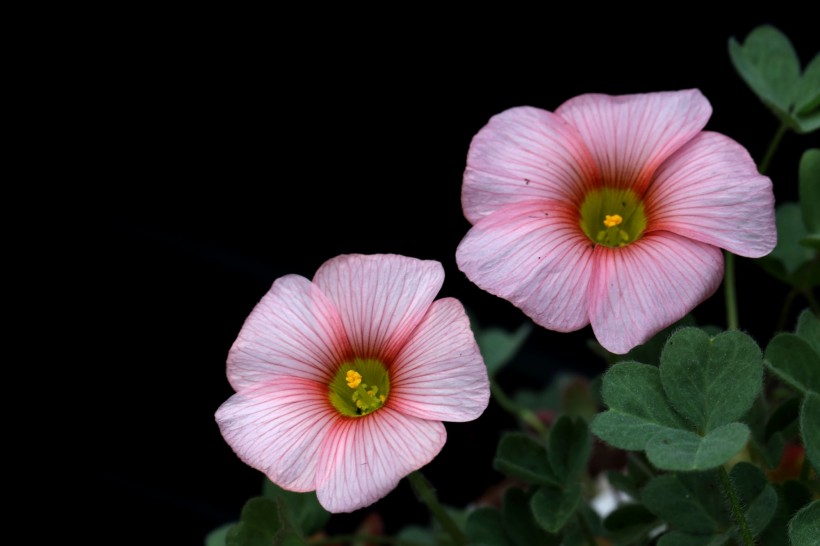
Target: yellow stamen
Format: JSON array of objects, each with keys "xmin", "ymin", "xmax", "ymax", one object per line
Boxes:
[
  {"xmin": 603, "ymin": 214, "xmax": 623, "ymax": 228},
  {"xmin": 346, "ymin": 370, "xmax": 362, "ymax": 389}
]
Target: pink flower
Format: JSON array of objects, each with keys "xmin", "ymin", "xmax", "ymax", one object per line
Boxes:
[
  {"xmin": 456, "ymin": 89, "xmax": 776, "ymax": 354},
  {"xmin": 215, "ymin": 254, "xmax": 489, "ymax": 513}
]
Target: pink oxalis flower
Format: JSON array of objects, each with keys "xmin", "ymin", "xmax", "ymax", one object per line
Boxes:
[
  {"xmin": 456, "ymin": 89, "xmax": 776, "ymax": 354},
  {"xmin": 215, "ymin": 254, "xmax": 489, "ymax": 513}
]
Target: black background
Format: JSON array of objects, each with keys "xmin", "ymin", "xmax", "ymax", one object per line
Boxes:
[{"xmin": 80, "ymin": 11, "xmax": 817, "ymax": 545}]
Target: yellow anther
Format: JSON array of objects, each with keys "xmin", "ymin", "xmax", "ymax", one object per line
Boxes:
[
  {"xmin": 603, "ymin": 214, "xmax": 623, "ymax": 228},
  {"xmin": 346, "ymin": 370, "xmax": 362, "ymax": 389}
]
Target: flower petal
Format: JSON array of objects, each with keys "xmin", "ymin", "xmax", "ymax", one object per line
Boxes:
[
  {"xmin": 462, "ymin": 106, "xmax": 598, "ymax": 224},
  {"xmin": 215, "ymin": 379, "xmax": 337, "ymax": 492},
  {"xmin": 556, "ymin": 90, "xmax": 712, "ymax": 194},
  {"xmin": 589, "ymin": 232, "xmax": 723, "ymax": 354},
  {"xmin": 315, "ymin": 408, "xmax": 446, "ymax": 513},
  {"xmin": 645, "ymin": 131, "xmax": 776, "ymax": 257},
  {"xmin": 456, "ymin": 200, "xmax": 595, "ymax": 332},
  {"xmin": 389, "ymin": 298, "xmax": 490, "ymax": 422},
  {"xmin": 313, "ymin": 254, "xmax": 444, "ymax": 362},
  {"xmin": 227, "ymin": 275, "xmax": 352, "ymax": 391}
]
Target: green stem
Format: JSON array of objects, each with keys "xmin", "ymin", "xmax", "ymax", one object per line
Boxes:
[
  {"xmin": 803, "ymin": 287, "xmax": 820, "ymax": 316},
  {"xmin": 776, "ymin": 288, "xmax": 799, "ymax": 332},
  {"xmin": 718, "ymin": 466, "xmax": 756, "ymax": 546},
  {"xmin": 803, "ymin": 458, "xmax": 820, "ymax": 496},
  {"xmin": 758, "ymin": 121, "xmax": 788, "ymax": 176},
  {"xmin": 490, "ymin": 379, "xmax": 548, "ymax": 437},
  {"xmin": 576, "ymin": 511, "xmax": 598, "ymax": 546},
  {"xmin": 724, "ymin": 251, "xmax": 739, "ymax": 330},
  {"xmin": 407, "ymin": 471, "xmax": 468, "ymax": 546},
  {"xmin": 800, "ymin": 454, "xmax": 812, "ymax": 483},
  {"xmin": 627, "ymin": 452, "xmax": 655, "ymax": 481},
  {"xmin": 309, "ymin": 534, "xmax": 424, "ymax": 546}
]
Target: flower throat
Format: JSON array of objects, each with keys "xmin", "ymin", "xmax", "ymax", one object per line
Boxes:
[
  {"xmin": 579, "ymin": 188, "xmax": 647, "ymax": 248},
  {"xmin": 329, "ymin": 358, "xmax": 390, "ymax": 417}
]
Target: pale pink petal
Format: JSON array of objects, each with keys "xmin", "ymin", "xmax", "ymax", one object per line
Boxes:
[
  {"xmin": 645, "ymin": 131, "xmax": 776, "ymax": 257},
  {"xmin": 462, "ymin": 106, "xmax": 598, "ymax": 224},
  {"xmin": 589, "ymin": 233, "xmax": 723, "ymax": 354},
  {"xmin": 315, "ymin": 408, "xmax": 446, "ymax": 513},
  {"xmin": 555, "ymin": 90, "xmax": 712, "ymax": 194},
  {"xmin": 215, "ymin": 379, "xmax": 337, "ymax": 492},
  {"xmin": 389, "ymin": 298, "xmax": 489, "ymax": 422},
  {"xmin": 456, "ymin": 200, "xmax": 595, "ymax": 332},
  {"xmin": 312, "ymin": 254, "xmax": 444, "ymax": 362},
  {"xmin": 227, "ymin": 275, "xmax": 352, "ymax": 391}
]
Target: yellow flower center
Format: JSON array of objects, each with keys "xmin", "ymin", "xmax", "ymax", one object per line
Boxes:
[
  {"xmin": 579, "ymin": 188, "xmax": 647, "ymax": 248},
  {"xmin": 329, "ymin": 358, "xmax": 390, "ymax": 417}
]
